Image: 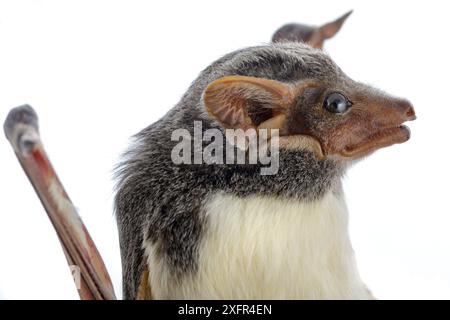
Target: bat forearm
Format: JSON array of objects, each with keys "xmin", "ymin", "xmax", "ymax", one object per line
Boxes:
[{"xmin": 4, "ymin": 105, "xmax": 116, "ymax": 300}]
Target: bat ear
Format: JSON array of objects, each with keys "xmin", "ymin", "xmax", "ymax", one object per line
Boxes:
[
  {"xmin": 319, "ymin": 10, "xmax": 353, "ymax": 40},
  {"xmin": 203, "ymin": 76, "xmax": 294, "ymax": 130}
]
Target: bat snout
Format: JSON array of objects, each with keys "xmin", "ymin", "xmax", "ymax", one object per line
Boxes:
[
  {"xmin": 394, "ymin": 98, "xmax": 416, "ymax": 122},
  {"xmin": 336, "ymin": 96, "xmax": 416, "ymax": 159}
]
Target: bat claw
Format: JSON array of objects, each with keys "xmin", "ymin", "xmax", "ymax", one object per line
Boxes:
[{"xmin": 4, "ymin": 105, "xmax": 40, "ymax": 155}]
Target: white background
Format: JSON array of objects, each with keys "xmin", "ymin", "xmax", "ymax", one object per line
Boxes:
[{"xmin": 0, "ymin": 0, "xmax": 449, "ymax": 299}]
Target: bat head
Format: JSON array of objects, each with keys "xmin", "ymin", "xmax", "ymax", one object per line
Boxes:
[
  {"xmin": 272, "ymin": 10, "xmax": 353, "ymax": 49},
  {"xmin": 203, "ymin": 45, "xmax": 416, "ymax": 161}
]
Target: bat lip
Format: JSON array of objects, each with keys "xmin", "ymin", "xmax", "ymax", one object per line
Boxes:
[{"xmin": 341, "ymin": 124, "xmax": 412, "ymax": 157}]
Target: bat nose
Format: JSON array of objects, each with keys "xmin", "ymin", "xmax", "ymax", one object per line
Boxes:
[{"xmin": 395, "ymin": 98, "xmax": 416, "ymax": 121}]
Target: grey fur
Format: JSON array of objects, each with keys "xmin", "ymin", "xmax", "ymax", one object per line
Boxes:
[
  {"xmin": 272, "ymin": 24, "xmax": 315, "ymax": 43},
  {"xmin": 115, "ymin": 42, "xmax": 356, "ymax": 299}
]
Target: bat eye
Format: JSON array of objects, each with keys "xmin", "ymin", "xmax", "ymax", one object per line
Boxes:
[{"xmin": 323, "ymin": 92, "xmax": 352, "ymax": 114}]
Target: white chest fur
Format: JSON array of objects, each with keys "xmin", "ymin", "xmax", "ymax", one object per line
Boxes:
[{"xmin": 145, "ymin": 191, "xmax": 372, "ymax": 299}]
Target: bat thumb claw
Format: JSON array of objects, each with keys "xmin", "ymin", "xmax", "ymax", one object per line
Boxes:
[{"xmin": 4, "ymin": 105, "xmax": 40, "ymax": 155}]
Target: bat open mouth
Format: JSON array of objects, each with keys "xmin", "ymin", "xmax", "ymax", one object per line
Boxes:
[{"xmin": 341, "ymin": 124, "xmax": 412, "ymax": 157}]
